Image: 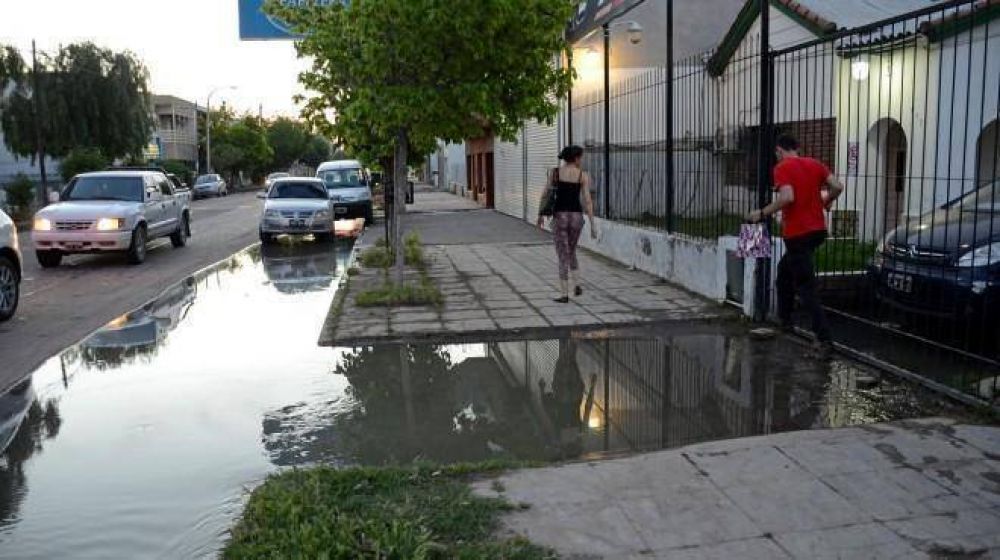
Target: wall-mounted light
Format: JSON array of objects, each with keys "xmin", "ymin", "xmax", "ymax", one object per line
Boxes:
[
  {"xmin": 626, "ymin": 21, "xmax": 643, "ymax": 45},
  {"xmin": 851, "ymin": 59, "xmax": 870, "ymax": 81}
]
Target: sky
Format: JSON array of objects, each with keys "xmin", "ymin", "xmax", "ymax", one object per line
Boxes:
[{"xmin": 0, "ymin": 0, "xmax": 309, "ymax": 117}]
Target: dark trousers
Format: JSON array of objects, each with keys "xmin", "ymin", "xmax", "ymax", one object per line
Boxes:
[{"xmin": 777, "ymin": 230, "xmax": 831, "ymax": 342}]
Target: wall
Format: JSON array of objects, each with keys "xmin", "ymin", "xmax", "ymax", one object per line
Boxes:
[{"xmin": 0, "ymin": 130, "xmax": 61, "ymax": 187}]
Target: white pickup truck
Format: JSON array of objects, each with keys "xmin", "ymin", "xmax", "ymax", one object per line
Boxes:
[{"xmin": 32, "ymin": 170, "xmax": 191, "ymax": 267}]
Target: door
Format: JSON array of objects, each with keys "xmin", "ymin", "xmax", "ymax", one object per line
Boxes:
[
  {"xmin": 158, "ymin": 178, "xmax": 179, "ymax": 234},
  {"xmin": 485, "ymin": 152, "xmax": 495, "ymax": 208},
  {"xmin": 884, "ymin": 125, "xmax": 907, "ymax": 234},
  {"xmin": 143, "ymin": 177, "xmax": 164, "ymax": 235}
]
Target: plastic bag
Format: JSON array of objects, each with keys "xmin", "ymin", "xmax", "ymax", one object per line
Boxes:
[{"xmin": 736, "ymin": 223, "xmax": 772, "ymax": 259}]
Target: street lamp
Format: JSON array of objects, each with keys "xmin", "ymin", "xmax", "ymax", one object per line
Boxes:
[{"xmin": 206, "ymin": 85, "xmax": 237, "ymax": 173}]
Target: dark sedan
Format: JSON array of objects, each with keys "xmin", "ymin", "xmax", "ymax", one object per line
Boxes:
[{"xmin": 868, "ymin": 182, "xmax": 999, "ymax": 325}]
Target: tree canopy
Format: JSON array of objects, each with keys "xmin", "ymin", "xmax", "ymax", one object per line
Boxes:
[
  {"xmin": 267, "ymin": 0, "xmax": 574, "ymax": 163},
  {"xmin": 266, "ymin": 117, "xmax": 310, "ymax": 170},
  {"xmin": 0, "ymin": 42, "xmax": 153, "ymax": 162}
]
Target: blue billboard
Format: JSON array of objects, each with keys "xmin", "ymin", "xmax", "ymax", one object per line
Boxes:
[{"xmin": 238, "ymin": 0, "xmax": 344, "ymax": 40}]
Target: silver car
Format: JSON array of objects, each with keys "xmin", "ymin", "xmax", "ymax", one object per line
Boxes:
[
  {"xmin": 0, "ymin": 208, "xmax": 22, "ymax": 322},
  {"xmin": 192, "ymin": 174, "xmax": 228, "ymax": 198},
  {"xmin": 258, "ymin": 178, "xmax": 335, "ymax": 244}
]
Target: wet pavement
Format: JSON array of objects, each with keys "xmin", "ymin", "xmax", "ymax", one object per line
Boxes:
[{"xmin": 0, "ymin": 242, "xmax": 971, "ymax": 558}]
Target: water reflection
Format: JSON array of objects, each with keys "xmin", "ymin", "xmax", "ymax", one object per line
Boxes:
[{"xmin": 0, "ymin": 242, "xmax": 956, "ymax": 559}]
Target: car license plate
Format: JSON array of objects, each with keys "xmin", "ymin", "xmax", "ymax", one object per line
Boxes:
[
  {"xmin": 64, "ymin": 242, "xmax": 83, "ymax": 250},
  {"xmin": 289, "ymin": 219, "xmax": 306, "ymax": 228},
  {"xmin": 887, "ymin": 273, "xmax": 913, "ymax": 293},
  {"xmin": 335, "ymin": 206, "xmax": 347, "ymax": 214}
]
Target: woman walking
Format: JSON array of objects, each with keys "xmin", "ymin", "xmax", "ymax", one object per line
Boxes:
[{"xmin": 537, "ymin": 145, "xmax": 597, "ymax": 303}]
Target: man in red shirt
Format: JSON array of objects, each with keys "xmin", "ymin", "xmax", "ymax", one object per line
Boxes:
[{"xmin": 748, "ymin": 134, "xmax": 844, "ymax": 357}]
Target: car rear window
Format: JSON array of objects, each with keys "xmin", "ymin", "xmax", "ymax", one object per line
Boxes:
[
  {"xmin": 269, "ymin": 182, "xmax": 328, "ymax": 199},
  {"xmin": 65, "ymin": 176, "xmax": 143, "ymax": 202}
]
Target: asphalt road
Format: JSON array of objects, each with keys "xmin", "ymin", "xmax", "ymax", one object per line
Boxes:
[{"xmin": 0, "ymin": 191, "xmax": 262, "ymax": 390}]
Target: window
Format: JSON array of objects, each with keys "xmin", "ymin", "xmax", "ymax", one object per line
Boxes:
[
  {"xmin": 319, "ymin": 169, "xmax": 364, "ymax": 189},
  {"xmin": 64, "ymin": 176, "xmax": 144, "ymax": 202},
  {"xmin": 159, "ymin": 178, "xmax": 173, "ymax": 196},
  {"xmin": 269, "ymin": 182, "xmax": 328, "ymax": 199}
]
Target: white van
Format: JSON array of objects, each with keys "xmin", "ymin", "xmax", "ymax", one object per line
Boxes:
[{"xmin": 315, "ymin": 160, "xmax": 373, "ymax": 225}]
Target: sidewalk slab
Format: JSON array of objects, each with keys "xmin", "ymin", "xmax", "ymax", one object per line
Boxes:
[
  {"xmin": 321, "ymin": 241, "xmax": 729, "ymax": 346},
  {"xmin": 471, "ymin": 418, "xmax": 1000, "ymax": 560}
]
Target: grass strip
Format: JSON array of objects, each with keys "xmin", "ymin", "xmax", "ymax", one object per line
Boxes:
[{"xmin": 223, "ymin": 463, "xmax": 553, "ymax": 559}]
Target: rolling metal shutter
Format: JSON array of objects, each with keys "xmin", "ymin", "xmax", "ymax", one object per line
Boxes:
[
  {"xmin": 493, "ymin": 137, "xmax": 523, "ymax": 218},
  {"xmin": 524, "ymin": 119, "xmax": 559, "ymax": 221}
]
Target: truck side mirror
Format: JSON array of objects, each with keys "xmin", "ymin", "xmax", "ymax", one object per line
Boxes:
[{"xmin": 48, "ymin": 191, "xmax": 60, "ymax": 204}]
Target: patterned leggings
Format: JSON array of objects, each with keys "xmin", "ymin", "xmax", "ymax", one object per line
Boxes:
[{"xmin": 553, "ymin": 211, "xmax": 584, "ymax": 280}]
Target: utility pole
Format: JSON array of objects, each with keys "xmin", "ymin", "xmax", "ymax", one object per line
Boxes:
[
  {"xmin": 31, "ymin": 40, "xmax": 48, "ymax": 206},
  {"xmin": 754, "ymin": 0, "xmax": 773, "ymax": 322},
  {"xmin": 665, "ymin": 0, "xmax": 675, "ymax": 232}
]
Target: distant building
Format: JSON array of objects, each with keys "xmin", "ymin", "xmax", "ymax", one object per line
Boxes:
[{"xmin": 149, "ymin": 94, "xmax": 204, "ymax": 168}]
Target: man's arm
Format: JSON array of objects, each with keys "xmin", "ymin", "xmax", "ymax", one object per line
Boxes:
[
  {"xmin": 748, "ymin": 186, "xmax": 794, "ymax": 223},
  {"xmin": 823, "ymin": 173, "xmax": 844, "ymax": 209}
]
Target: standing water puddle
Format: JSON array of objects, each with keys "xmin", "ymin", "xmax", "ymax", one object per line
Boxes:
[{"xmin": 0, "ymin": 243, "xmax": 959, "ymax": 558}]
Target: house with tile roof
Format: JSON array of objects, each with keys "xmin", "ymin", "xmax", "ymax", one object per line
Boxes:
[{"xmin": 708, "ymin": 0, "xmax": 1000, "ymax": 242}]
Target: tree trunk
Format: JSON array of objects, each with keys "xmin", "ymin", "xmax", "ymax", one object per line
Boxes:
[{"xmin": 393, "ymin": 129, "xmax": 409, "ymax": 285}]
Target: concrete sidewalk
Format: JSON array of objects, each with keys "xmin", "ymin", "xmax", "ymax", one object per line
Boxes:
[
  {"xmin": 321, "ymin": 192, "xmax": 730, "ymax": 345},
  {"xmin": 472, "ymin": 418, "xmax": 1000, "ymax": 559}
]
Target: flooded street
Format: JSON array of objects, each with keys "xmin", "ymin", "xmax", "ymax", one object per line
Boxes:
[{"xmin": 0, "ymin": 243, "xmax": 962, "ymax": 559}]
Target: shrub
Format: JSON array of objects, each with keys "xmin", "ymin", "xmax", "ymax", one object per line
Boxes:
[
  {"xmin": 162, "ymin": 160, "xmax": 194, "ymax": 187},
  {"xmin": 4, "ymin": 173, "xmax": 36, "ymax": 220},
  {"xmin": 60, "ymin": 148, "xmax": 109, "ymax": 183}
]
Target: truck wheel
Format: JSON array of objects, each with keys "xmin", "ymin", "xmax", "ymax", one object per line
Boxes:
[
  {"xmin": 171, "ymin": 214, "xmax": 190, "ymax": 248},
  {"xmin": 36, "ymin": 250, "xmax": 62, "ymax": 268},
  {"xmin": 0, "ymin": 255, "xmax": 19, "ymax": 322},
  {"xmin": 127, "ymin": 225, "xmax": 148, "ymax": 265},
  {"xmin": 259, "ymin": 228, "xmax": 274, "ymax": 245},
  {"xmin": 364, "ymin": 206, "xmax": 374, "ymax": 226}
]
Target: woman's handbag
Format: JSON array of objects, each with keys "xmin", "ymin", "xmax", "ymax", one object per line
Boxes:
[
  {"xmin": 539, "ymin": 168, "xmax": 559, "ymax": 217},
  {"xmin": 736, "ymin": 222, "xmax": 772, "ymax": 259}
]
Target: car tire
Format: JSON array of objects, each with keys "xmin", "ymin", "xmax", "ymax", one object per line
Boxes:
[
  {"xmin": 171, "ymin": 214, "xmax": 190, "ymax": 248},
  {"xmin": 127, "ymin": 225, "xmax": 148, "ymax": 265},
  {"xmin": 364, "ymin": 206, "xmax": 374, "ymax": 226},
  {"xmin": 0, "ymin": 255, "xmax": 19, "ymax": 322},
  {"xmin": 36, "ymin": 250, "xmax": 62, "ymax": 268},
  {"xmin": 259, "ymin": 229, "xmax": 274, "ymax": 245}
]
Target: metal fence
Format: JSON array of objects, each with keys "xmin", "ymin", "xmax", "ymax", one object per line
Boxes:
[
  {"xmin": 764, "ymin": 0, "xmax": 1000, "ymax": 399},
  {"xmin": 568, "ymin": 0, "xmax": 999, "ymax": 400}
]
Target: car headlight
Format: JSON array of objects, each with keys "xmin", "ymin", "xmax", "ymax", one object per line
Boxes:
[
  {"xmin": 34, "ymin": 217, "xmax": 52, "ymax": 231},
  {"xmin": 314, "ymin": 210, "xmax": 330, "ymax": 220},
  {"xmin": 95, "ymin": 218, "xmax": 124, "ymax": 231},
  {"xmin": 957, "ymin": 242, "xmax": 1000, "ymax": 268},
  {"xmin": 264, "ymin": 210, "xmax": 280, "ymax": 218}
]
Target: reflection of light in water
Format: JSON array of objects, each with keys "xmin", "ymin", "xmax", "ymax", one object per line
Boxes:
[
  {"xmin": 105, "ymin": 314, "xmax": 129, "ymax": 329},
  {"xmin": 442, "ymin": 343, "xmax": 487, "ymax": 365}
]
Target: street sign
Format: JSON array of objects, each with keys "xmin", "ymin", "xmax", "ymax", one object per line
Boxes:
[{"xmin": 238, "ymin": 0, "xmax": 344, "ymax": 40}]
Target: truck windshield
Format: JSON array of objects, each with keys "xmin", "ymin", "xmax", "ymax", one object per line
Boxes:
[
  {"xmin": 65, "ymin": 177, "xmax": 143, "ymax": 202},
  {"xmin": 319, "ymin": 169, "xmax": 363, "ymax": 189},
  {"xmin": 269, "ymin": 182, "xmax": 328, "ymax": 199}
]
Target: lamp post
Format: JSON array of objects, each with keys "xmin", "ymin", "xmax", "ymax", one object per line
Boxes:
[{"xmin": 205, "ymin": 85, "xmax": 237, "ymax": 173}]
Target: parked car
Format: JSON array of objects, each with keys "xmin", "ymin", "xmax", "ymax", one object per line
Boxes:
[
  {"xmin": 32, "ymin": 170, "xmax": 191, "ymax": 267},
  {"xmin": 316, "ymin": 160, "xmax": 374, "ymax": 225},
  {"xmin": 0, "ymin": 207, "xmax": 22, "ymax": 322},
  {"xmin": 265, "ymin": 172, "xmax": 290, "ymax": 190},
  {"xmin": 192, "ymin": 174, "xmax": 228, "ymax": 199},
  {"xmin": 258, "ymin": 178, "xmax": 335, "ymax": 244},
  {"xmin": 868, "ymin": 181, "xmax": 999, "ymax": 324}
]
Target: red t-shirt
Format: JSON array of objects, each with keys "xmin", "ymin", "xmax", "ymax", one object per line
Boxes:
[{"xmin": 773, "ymin": 156, "xmax": 829, "ymax": 239}]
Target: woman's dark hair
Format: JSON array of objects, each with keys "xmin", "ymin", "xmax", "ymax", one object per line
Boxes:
[{"xmin": 559, "ymin": 145, "xmax": 585, "ymax": 162}]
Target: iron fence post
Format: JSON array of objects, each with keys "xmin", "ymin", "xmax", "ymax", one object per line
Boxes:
[
  {"xmin": 604, "ymin": 23, "xmax": 612, "ymax": 219},
  {"xmin": 754, "ymin": 0, "xmax": 773, "ymax": 322},
  {"xmin": 665, "ymin": 0, "xmax": 675, "ymax": 232}
]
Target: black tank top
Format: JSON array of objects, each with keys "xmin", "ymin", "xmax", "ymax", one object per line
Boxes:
[{"xmin": 553, "ymin": 170, "xmax": 584, "ymax": 213}]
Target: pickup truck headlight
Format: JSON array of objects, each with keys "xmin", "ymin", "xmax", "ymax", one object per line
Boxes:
[
  {"xmin": 957, "ymin": 242, "xmax": 1000, "ymax": 268},
  {"xmin": 264, "ymin": 210, "xmax": 280, "ymax": 218},
  {"xmin": 34, "ymin": 218, "xmax": 52, "ymax": 231},
  {"xmin": 95, "ymin": 218, "xmax": 125, "ymax": 231},
  {"xmin": 314, "ymin": 210, "xmax": 331, "ymax": 220}
]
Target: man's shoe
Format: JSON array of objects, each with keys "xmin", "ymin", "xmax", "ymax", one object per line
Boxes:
[{"xmin": 554, "ymin": 296, "xmax": 570, "ymax": 304}]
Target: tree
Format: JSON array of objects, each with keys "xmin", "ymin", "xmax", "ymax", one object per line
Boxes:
[
  {"xmin": 266, "ymin": 118, "xmax": 310, "ymax": 170},
  {"xmin": 210, "ymin": 115, "xmax": 273, "ymax": 185},
  {"xmin": 0, "ymin": 42, "xmax": 153, "ymax": 163},
  {"xmin": 268, "ymin": 0, "xmax": 574, "ymax": 282},
  {"xmin": 59, "ymin": 148, "xmax": 109, "ymax": 183},
  {"xmin": 301, "ymin": 134, "xmax": 331, "ymax": 168},
  {"xmin": 3, "ymin": 174, "xmax": 35, "ymax": 220}
]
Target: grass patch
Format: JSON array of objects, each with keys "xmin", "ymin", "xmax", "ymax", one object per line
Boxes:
[
  {"xmin": 347, "ymin": 266, "xmax": 361, "ymax": 277},
  {"xmin": 356, "ymin": 278, "xmax": 443, "ymax": 307},
  {"xmin": 361, "ymin": 234, "xmax": 426, "ymax": 270},
  {"xmin": 223, "ymin": 463, "xmax": 553, "ymax": 559},
  {"xmin": 816, "ymin": 238, "xmax": 876, "ymax": 273}
]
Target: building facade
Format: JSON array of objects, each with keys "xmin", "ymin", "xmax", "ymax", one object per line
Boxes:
[{"xmin": 149, "ymin": 94, "xmax": 203, "ymax": 167}]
